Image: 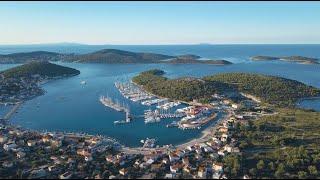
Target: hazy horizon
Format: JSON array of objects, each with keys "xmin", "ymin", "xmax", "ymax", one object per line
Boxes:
[{"xmin": 1, "ymin": 1, "xmax": 320, "ymax": 45}]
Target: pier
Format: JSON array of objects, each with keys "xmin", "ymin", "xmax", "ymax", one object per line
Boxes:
[
  {"xmin": 2, "ymin": 102, "xmax": 22, "ymax": 120},
  {"xmin": 99, "ymin": 95, "xmax": 128, "ymax": 112}
]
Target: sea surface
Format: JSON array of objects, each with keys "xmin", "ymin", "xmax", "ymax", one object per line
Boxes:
[{"xmin": 0, "ymin": 44, "xmax": 319, "ymax": 147}]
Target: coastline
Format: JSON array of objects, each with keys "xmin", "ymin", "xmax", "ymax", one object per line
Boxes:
[
  {"xmin": 296, "ymin": 96, "xmax": 320, "ymax": 105},
  {"xmin": 175, "ymin": 110, "xmax": 229, "ymax": 149},
  {"xmin": 1, "ymin": 102, "xmax": 23, "ymax": 120},
  {"xmin": 120, "ymin": 109, "xmax": 232, "ymax": 155}
]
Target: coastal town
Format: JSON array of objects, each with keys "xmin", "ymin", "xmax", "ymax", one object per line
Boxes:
[
  {"xmin": 0, "ymin": 73, "xmax": 45, "ymax": 105},
  {"xmin": 0, "ymin": 75, "xmax": 275, "ymax": 179}
]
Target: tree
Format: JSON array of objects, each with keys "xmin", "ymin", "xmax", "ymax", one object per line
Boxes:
[
  {"xmin": 298, "ymin": 171, "xmax": 307, "ymax": 179},
  {"xmin": 223, "ymin": 154, "xmax": 241, "ymax": 177},
  {"xmin": 308, "ymin": 165, "xmax": 318, "ymax": 176},
  {"xmin": 257, "ymin": 160, "xmax": 265, "ymax": 170},
  {"xmin": 249, "ymin": 168, "xmax": 257, "ymax": 177},
  {"xmin": 275, "ymin": 163, "xmax": 285, "ymax": 178},
  {"xmin": 268, "ymin": 162, "xmax": 275, "ymax": 171}
]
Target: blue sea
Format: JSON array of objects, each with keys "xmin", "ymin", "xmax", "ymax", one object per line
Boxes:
[{"xmin": 0, "ymin": 44, "xmax": 319, "ymax": 147}]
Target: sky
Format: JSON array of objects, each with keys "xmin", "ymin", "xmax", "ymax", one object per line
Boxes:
[{"xmin": 0, "ymin": 1, "xmax": 320, "ymax": 45}]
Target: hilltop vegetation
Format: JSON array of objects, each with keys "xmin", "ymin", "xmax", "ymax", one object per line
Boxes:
[
  {"xmin": 204, "ymin": 73, "xmax": 320, "ymax": 107},
  {"xmin": 132, "ymin": 69, "xmax": 237, "ymax": 103},
  {"xmin": 133, "ymin": 70, "xmax": 320, "ymax": 106},
  {"xmin": 1, "ymin": 61, "xmax": 80, "ymax": 78},
  {"xmin": 0, "ymin": 51, "xmax": 68, "ymax": 64},
  {"xmin": 63, "ymin": 49, "xmax": 174, "ymax": 63},
  {"xmin": 165, "ymin": 58, "xmax": 232, "ymax": 65},
  {"xmin": 0, "ymin": 61, "xmax": 80, "ymax": 103},
  {"xmin": 234, "ymin": 108, "xmax": 320, "ymax": 179},
  {"xmin": 0, "ymin": 49, "xmax": 234, "ymax": 65}
]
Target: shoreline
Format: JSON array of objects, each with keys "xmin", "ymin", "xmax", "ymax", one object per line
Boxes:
[
  {"xmin": 3, "ymin": 76, "xmax": 231, "ymax": 155},
  {"xmin": 120, "ymin": 109, "xmax": 232, "ymax": 155},
  {"xmin": 296, "ymin": 96, "xmax": 320, "ymax": 105},
  {"xmin": 175, "ymin": 110, "xmax": 229, "ymax": 149}
]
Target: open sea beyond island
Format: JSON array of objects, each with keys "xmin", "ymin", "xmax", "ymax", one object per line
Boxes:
[{"xmin": 1, "ymin": 44, "xmax": 320, "ymax": 147}]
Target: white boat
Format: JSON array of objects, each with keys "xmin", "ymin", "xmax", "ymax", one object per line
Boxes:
[{"xmin": 80, "ymin": 80, "xmax": 86, "ymax": 85}]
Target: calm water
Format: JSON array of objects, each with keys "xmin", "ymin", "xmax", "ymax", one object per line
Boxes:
[
  {"xmin": 299, "ymin": 99, "xmax": 320, "ymax": 111},
  {"xmin": 1, "ymin": 45, "xmax": 320, "ymax": 147},
  {"xmin": 0, "ymin": 44, "xmax": 320, "ymax": 64}
]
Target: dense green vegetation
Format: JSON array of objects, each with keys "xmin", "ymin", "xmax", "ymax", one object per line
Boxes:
[
  {"xmin": 132, "ymin": 69, "xmax": 236, "ymax": 103},
  {"xmin": 165, "ymin": 58, "xmax": 232, "ymax": 65},
  {"xmin": 233, "ymin": 108, "xmax": 320, "ymax": 179},
  {"xmin": 134, "ymin": 70, "xmax": 320, "ymax": 106},
  {"xmin": 0, "ymin": 49, "xmax": 174, "ymax": 64},
  {"xmin": 0, "ymin": 49, "xmax": 234, "ymax": 65},
  {"xmin": 204, "ymin": 73, "xmax": 320, "ymax": 107},
  {"xmin": 64, "ymin": 49, "xmax": 174, "ymax": 63},
  {"xmin": 1, "ymin": 61, "xmax": 80, "ymax": 78},
  {"xmin": 0, "ymin": 51, "xmax": 67, "ymax": 64},
  {"xmin": 251, "ymin": 56, "xmax": 280, "ymax": 61}
]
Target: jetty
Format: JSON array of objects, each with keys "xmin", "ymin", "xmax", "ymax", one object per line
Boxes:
[
  {"xmin": 99, "ymin": 95, "xmax": 127, "ymax": 112},
  {"xmin": 2, "ymin": 102, "xmax": 22, "ymax": 120}
]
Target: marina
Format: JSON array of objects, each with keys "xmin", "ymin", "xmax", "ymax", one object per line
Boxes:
[
  {"xmin": 5, "ymin": 55, "xmax": 320, "ymax": 147},
  {"xmin": 115, "ymin": 81, "xmax": 155, "ymax": 102},
  {"xmin": 140, "ymin": 138, "xmax": 157, "ymax": 148}
]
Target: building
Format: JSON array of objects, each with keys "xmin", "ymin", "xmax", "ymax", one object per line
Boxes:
[
  {"xmin": 198, "ymin": 166, "xmax": 207, "ymax": 178},
  {"xmin": 16, "ymin": 151, "xmax": 26, "ymax": 159},
  {"xmin": 170, "ymin": 163, "xmax": 182, "ymax": 173},
  {"xmin": 27, "ymin": 140, "xmax": 37, "ymax": 147},
  {"xmin": 29, "ymin": 169, "xmax": 47, "ymax": 179},
  {"xmin": 119, "ymin": 168, "xmax": 128, "ymax": 176},
  {"xmin": 3, "ymin": 142, "xmax": 17, "ymax": 151},
  {"xmin": 0, "ymin": 135, "xmax": 8, "ymax": 144},
  {"xmin": 213, "ymin": 163, "xmax": 223, "ymax": 173},
  {"xmin": 59, "ymin": 172, "xmax": 73, "ymax": 179}
]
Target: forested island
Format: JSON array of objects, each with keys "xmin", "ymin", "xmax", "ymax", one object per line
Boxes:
[
  {"xmin": 0, "ymin": 51, "xmax": 70, "ymax": 64},
  {"xmin": 0, "ymin": 61, "xmax": 80, "ymax": 103},
  {"xmin": 0, "ymin": 49, "xmax": 232, "ymax": 65},
  {"xmin": 62, "ymin": 49, "xmax": 174, "ymax": 63},
  {"xmin": 251, "ymin": 55, "xmax": 319, "ymax": 64},
  {"xmin": 164, "ymin": 56, "xmax": 232, "ymax": 65},
  {"xmin": 133, "ymin": 70, "xmax": 320, "ymax": 107}
]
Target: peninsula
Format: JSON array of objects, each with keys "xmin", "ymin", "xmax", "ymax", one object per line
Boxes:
[
  {"xmin": 0, "ymin": 51, "xmax": 70, "ymax": 64},
  {"xmin": 133, "ymin": 70, "xmax": 320, "ymax": 107},
  {"xmin": 0, "ymin": 61, "xmax": 80, "ymax": 103}
]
